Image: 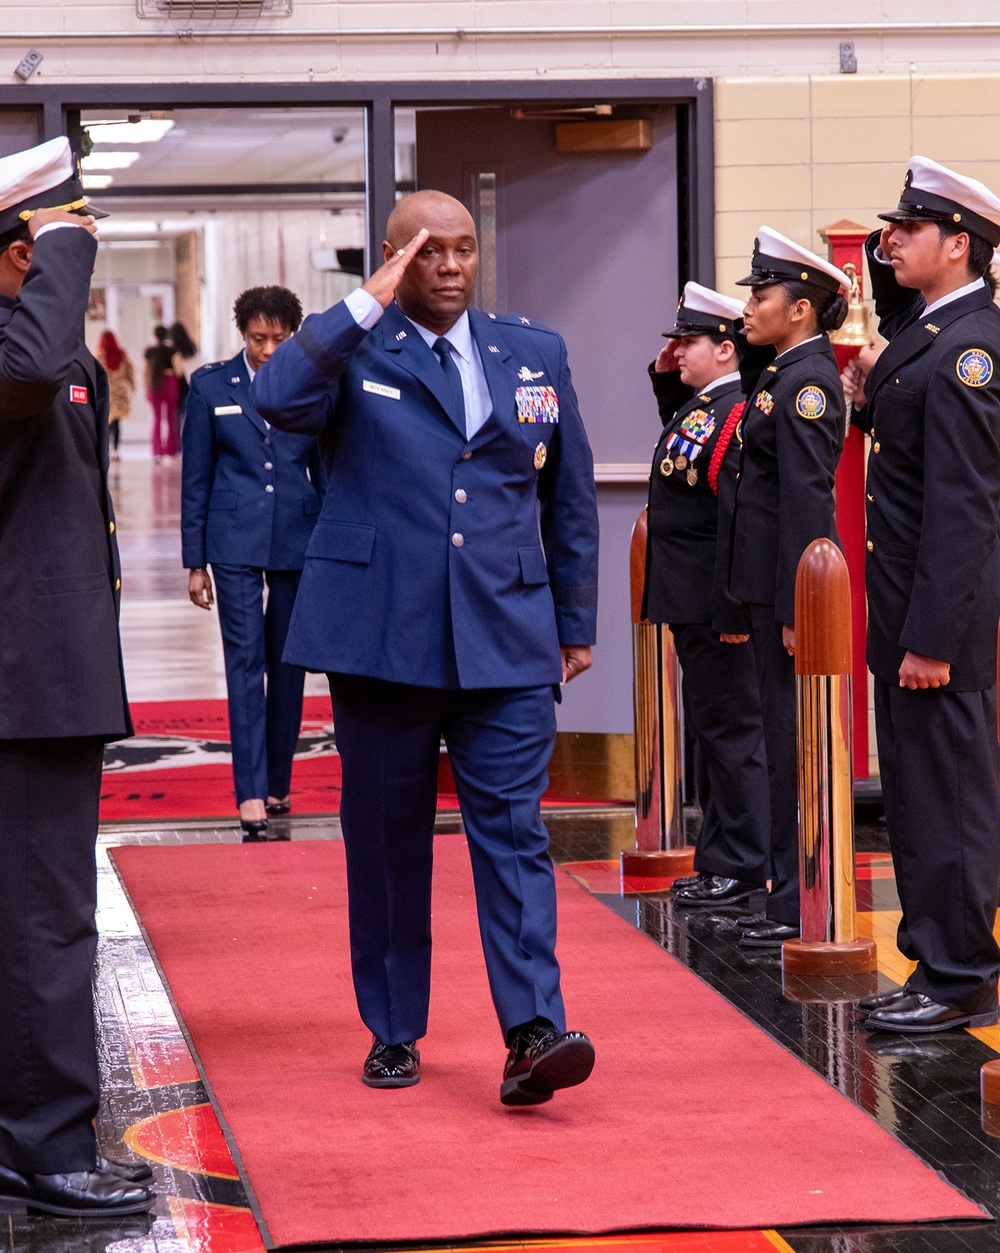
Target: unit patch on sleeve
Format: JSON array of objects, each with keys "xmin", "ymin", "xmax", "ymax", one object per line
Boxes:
[
  {"xmin": 69, "ymin": 385, "xmax": 89, "ymax": 404},
  {"xmin": 754, "ymin": 390, "xmax": 775, "ymax": 416},
  {"xmin": 795, "ymin": 386, "xmax": 827, "ymax": 419},
  {"xmin": 956, "ymin": 348, "xmax": 994, "ymax": 388},
  {"xmin": 679, "ymin": 409, "xmax": 716, "ymax": 444},
  {"xmin": 516, "ymin": 385, "xmax": 559, "ymax": 423}
]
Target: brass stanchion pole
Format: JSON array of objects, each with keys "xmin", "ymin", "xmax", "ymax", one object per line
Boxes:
[
  {"xmin": 621, "ymin": 509, "xmax": 694, "ymax": 879},
  {"xmin": 782, "ymin": 538, "xmax": 877, "ymax": 977}
]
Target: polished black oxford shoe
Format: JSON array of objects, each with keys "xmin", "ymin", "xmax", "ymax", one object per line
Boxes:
[
  {"xmin": 671, "ymin": 870, "xmax": 708, "ymax": 892},
  {"xmin": 674, "ymin": 875, "xmax": 758, "ymax": 908},
  {"xmin": 0, "ymin": 1163, "xmax": 154, "ymax": 1217},
  {"xmin": 500, "ymin": 1022, "xmax": 595, "ymax": 1106},
  {"xmin": 362, "ymin": 1037, "xmax": 420, "ymax": 1088},
  {"xmin": 863, "ymin": 992, "xmax": 999, "ymax": 1034},
  {"xmin": 99, "ymin": 1154, "xmax": 153, "ymax": 1184},
  {"xmin": 737, "ymin": 918, "xmax": 799, "ymax": 947},
  {"xmin": 854, "ymin": 984, "xmax": 910, "ymax": 1019}
]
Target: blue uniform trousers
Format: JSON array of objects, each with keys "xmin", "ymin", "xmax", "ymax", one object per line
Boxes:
[
  {"xmin": 672, "ymin": 624, "xmax": 770, "ymax": 886},
  {"xmin": 874, "ymin": 679, "xmax": 1000, "ymax": 1014},
  {"xmin": 211, "ymin": 565, "xmax": 305, "ymax": 805},
  {"xmin": 327, "ymin": 675, "xmax": 565, "ymax": 1044},
  {"xmin": 746, "ymin": 605, "xmax": 800, "ymax": 926}
]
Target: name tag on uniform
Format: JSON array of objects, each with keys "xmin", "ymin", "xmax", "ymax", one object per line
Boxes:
[
  {"xmin": 69, "ymin": 385, "xmax": 88, "ymax": 404},
  {"xmin": 363, "ymin": 379, "xmax": 401, "ymax": 400},
  {"xmin": 214, "ymin": 404, "xmax": 242, "ymax": 416}
]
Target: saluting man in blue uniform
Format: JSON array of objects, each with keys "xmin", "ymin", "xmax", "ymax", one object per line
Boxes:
[{"xmin": 254, "ymin": 191, "xmax": 599, "ymax": 1105}]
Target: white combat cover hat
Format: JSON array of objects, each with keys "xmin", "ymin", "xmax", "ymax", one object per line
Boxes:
[
  {"xmin": 736, "ymin": 225, "xmax": 851, "ymax": 295},
  {"xmin": 879, "ymin": 155, "xmax": 1000, "ymax": 247}
]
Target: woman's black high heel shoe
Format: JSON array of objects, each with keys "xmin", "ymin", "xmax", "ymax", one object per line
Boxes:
[
  {"xmin": 265, "ymin": 797, "xmax": 292, "ymax": 816},
  {"xmin": 239, "ymin": 818, "xmax": 269, "ymax": 843}
]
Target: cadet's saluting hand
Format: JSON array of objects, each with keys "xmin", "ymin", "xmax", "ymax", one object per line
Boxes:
[
  {"xmin": 362, "ymin": 228, "xmax": 430, "ymax": 309},
  {"xmin": 29, "ymin": 207, "xmax": 98, "ymax": 237}
]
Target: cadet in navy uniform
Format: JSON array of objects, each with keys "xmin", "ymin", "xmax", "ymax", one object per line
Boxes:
[
  {"xmin": 643, "ymin": 282, "xmax": 771, "ymax": 907},
  {"xmin": 854, "ymin": 158, "xmax": 1000, "ymax": 1033},
  {"xmin": 0, "ymin": 139, "xmax": 153, "ymax": 1217},
  {"xmin": 254, "ymin": 190, "xmax": 599, "ymax": 1105},
  {"xmin": 729, "ymin": 228, "xmax": 850, "ymax": 947},
  {"xmin": 182, "ymin": 286, "xmax": 324, "ymax": 840}
]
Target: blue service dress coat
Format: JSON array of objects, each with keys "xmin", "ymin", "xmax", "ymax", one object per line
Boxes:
[
  {"xmin": 181, "ymin": 352, "xmax": 323, "ymax": 571},
  {"xmin": 252, "ymin": 300, "xmax": 599, "ymax": 686}
]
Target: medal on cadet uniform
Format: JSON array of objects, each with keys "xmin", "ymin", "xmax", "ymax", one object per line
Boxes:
[
  {"xmin": 660, "ymin": 454, "xmax": 674, "ymax": 477},
  {"xmin": 534, "ymin": 442, "xmax": 547, "ymax": 470},
  {"xmin": 675, "ymin": 453, "xmax": 688, "ymax": 471},
  {"xmin": 663, "ymin": 430, "xmax": 706, "ymax": 484},
  {"xmin": 687, "ymin": 466, "xmax": 698, "ymax": 486}
]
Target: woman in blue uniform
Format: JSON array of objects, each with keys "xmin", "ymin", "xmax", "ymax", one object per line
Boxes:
[
  {"xmin": 182, "ymin": 286, "xmax": 325, "ymax": 840},
  {"xmin": 728, "ymin": 228, "xmax": 850, "ymax": 946},
  {"xmin": 643, "ymin": 282, "xmax": 771, "ymax": 908}
]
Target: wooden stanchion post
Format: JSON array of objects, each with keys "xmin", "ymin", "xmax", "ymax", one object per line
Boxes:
[
  {"xmin": 782, "ymin": 539, "xmax": 878, "ymax": 977},
  {"xmin": 621, "ymin": 509, "xmax": 695, "ymax": 878}
]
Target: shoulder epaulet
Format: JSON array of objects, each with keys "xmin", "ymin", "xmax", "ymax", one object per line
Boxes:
[
  {"xmin": 191, "ymin": 359, "xmax": 228, "ymax": 381},
  {"xmin": 488, "ymin": 312, "xmax": 559, "ymax": 337}
]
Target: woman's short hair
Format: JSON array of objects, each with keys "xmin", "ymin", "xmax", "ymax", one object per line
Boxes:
[{"xmin": 233, "ymin": 286, "xmax": 304, "ymax": 336}]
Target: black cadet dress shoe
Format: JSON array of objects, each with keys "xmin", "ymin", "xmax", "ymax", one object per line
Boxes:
[
  {"xmin": 738, "ymin": 918, "xmax": 800, "ymax": 947},
  {"xmin": 671, "ymin": 870, "xmax": 708, "ymax": 892},
  {"xmin": 0, "ymin": 1163, "xmax": 154, "ymax": 1217},
  {"xmin": 99, "ymin": 1154, "xmax": 153, "ymax": 1184},
  {"xmin": 854, "ymin": 984, "xmax": 910, "ymax": 1019},
  {"xmin": 674, "ymin": 875, "xmax": 758, "ymax": 908},
  {"xmin": 500, "ymin": 1021, "xmax": 595, "ymax": 1106},
  {"xmin": 362, "ymin": 1037, "xmax": 420, "ymax": 1088},
  {"xmin": 863, "ymin": 991, "xmax": 1000, "ymax": 1034}
]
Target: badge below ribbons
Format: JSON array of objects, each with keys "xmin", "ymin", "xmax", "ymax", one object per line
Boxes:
[
  {"xmin": 795, "ymin": 386, "xmax": 827, "ymax": 419},
  {"xmin": 516, "ymin": 385, "xmax": 559, "ymax": 424}
]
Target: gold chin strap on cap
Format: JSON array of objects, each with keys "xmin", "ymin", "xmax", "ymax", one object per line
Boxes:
[{"xmin": 18, "ymin": 198, "xmax": 89, "ymax": 222}]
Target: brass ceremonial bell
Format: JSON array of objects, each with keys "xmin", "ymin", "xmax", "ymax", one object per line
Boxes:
[{"xmin": 829, "ymin": 262, "xmax": 875, "ymax": 347}]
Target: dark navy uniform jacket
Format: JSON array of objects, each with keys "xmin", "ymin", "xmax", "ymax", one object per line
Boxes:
[
  {"xmin": 642, "ymin": 366, "xmax": 747, "ymax": 633},
  {"xmin": 252, "ymin": 300, "xmax": 599, "ymax": 689},
  {"xmin": 181, "ymin": 351, "xmax": 324, "ymax": 571},
  {"xmin": 730, "ymin": 336, "xmax": 845, "ymax": 625},
  {"xmin": 0, "ymin": 228, "xmax": 130, "ymax": 741},
  {"xmin": 864, "ymin": 233, "xmax": 1000, "ymax": 690}
]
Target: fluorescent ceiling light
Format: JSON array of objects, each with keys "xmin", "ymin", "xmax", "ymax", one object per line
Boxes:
[
  {"xmin": 87, "ymin": 119, "xmax": 175, "ymax": 144},
  {"xmin": 83, "ymin": 174, "xmax": 114, "ymax": 189},
  {"xmin": 95, "ymin": 219, "xmax": 161, "ymax": 235},
  {"xmin": 101, "ymin": 241, "xmax": 163, "ymax": 250},
  {"xmin": 82, "ymin": 152, "xmax": 140, "ymax": 171}
]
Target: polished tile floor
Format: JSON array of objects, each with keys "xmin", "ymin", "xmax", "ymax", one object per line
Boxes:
[{"xmin": 7, "ymin": 455, "xmax": 1000, "ymax": 1253}]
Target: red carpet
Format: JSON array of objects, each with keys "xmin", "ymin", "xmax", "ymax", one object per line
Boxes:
[
  {"xmin": 111, "ymin": 837, "xmax": 985, "ymax": 1247},
  {"xmin": 101, "ymin": 699, "xmax": 606, "ymax": 822}
]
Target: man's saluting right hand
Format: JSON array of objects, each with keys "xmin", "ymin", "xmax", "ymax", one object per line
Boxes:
[{"xmin": 362, "ymin": 228, "xmax": 429, "ymax": 309}]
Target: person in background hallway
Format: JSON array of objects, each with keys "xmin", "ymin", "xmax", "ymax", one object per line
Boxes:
[
  {"xmin": 852, "ymin": 158, "xmax": 1000, "ymax": 1034},
  {"xmin": 0, "ymin": 136, "xmax": 153, "ymax": 1218},
  {"xmin": 643, "ymin": 282, "xmax": 771, "ymax": 909},
  {"xmin": 145, "ymin": 323, "xmax": 179, "ymax": 461},
  {"xmin": 182, "ymin": 286, "xmax": 324, "ymax": 841},
  {"xmin": 169, "ymin": 319, "xmax": 198, "ymax": 426},
  {"xmin": 253, "ymin": 190, "xmax": 599, "ymax": 1106},
  {"xmin": 728, "ymin": 227, "xmax": 849, "ymax": 948},
  {"xmin": 96, "ymin": 329, "xmax": 134, "ymax": 462}
]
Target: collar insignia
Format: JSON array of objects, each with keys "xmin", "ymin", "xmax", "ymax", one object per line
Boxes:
[
  {"xmin": 395, "ymin": 330, "xmax": 407, "ymax": 341},
  {"xmin": 767, "ymin": 365, "xmax": 779, "ymax": 373},
  {"xmin": 925, "ymin": 323, "xmax": 940, "ymax": 334}
]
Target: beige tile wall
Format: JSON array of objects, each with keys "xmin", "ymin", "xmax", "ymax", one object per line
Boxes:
[{"xmin": 714, "ymin": 73, "xmax": 1000, "ymax": 295}]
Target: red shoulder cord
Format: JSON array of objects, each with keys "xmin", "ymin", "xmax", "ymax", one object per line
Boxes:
[{"xmin": 707, "ymin": 400, "xmax": 745, "ymax": 498}]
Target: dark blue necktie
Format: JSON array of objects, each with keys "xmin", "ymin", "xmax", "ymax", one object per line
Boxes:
[{"xmin": 433, "ymin": 337, "xmax": 467, "ymax": 430}]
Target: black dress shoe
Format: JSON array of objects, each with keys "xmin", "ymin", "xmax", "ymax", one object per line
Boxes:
[
  {"xmin": 863, "ymin": 992, "xmax": 1000, "ymax": 1034},
  {"xmin": 854, "ymin": 984, "xmax": 909, "ymax": 1019},
  {"xmin": 265, "ymin": 798, "xmax": 292, "ymax": 816},
  {"xmin": 98, "ymin": 1154, "xmax": 153, "ymax": 1184},
  {"xmin": 500, "ymin": 1022, "xmax": 595, "ymax": 1106},
  {"xmin": 240, "ymin": 818, "xmax": 268, "ymax": 842},
  {"xmin": 735, "ymin": 909, "xmax": 767, "ymax": 928},
  {"xmin": 738, "ymin": 918, "xmax": 799, "ymax": 947},
  {"xmin": 0, "ymin": 1163, "xmax": 153, "ymax": 1217},
  {"xmin": 363, "ymin": 1037, "xmax": 420, "ymax": 1087},
  {"xmin": 674, "ymin": 875, "xmax": 758, "ymax": 908},
  {"xmin": 671, "ymin": 870, "xmax": 708, "ymax": 892}
]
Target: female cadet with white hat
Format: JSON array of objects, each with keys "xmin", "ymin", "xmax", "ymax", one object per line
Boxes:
[
  {"xmin": 643, "ymin": 281, "xmax": 771, "ymax": 909},
  {"xmin": 727, "ymin": 227, "xmax": 850, "ymax": 948}
]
